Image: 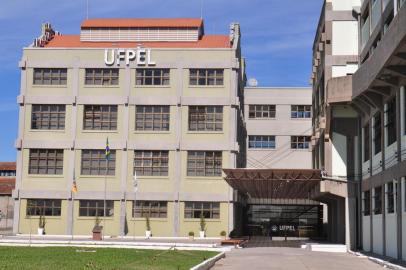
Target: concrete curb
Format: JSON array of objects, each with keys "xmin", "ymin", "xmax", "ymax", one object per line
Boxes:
[
  {"xmin": 190, "ymin": 252, "xmax": 226, "ymax": 270},
  {"xmin": 348, "ymin": 250, "xmax": 406, "ymax": 270}
]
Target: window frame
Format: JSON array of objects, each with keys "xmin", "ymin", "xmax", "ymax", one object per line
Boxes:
[
  {"xmin": 33, "ymin": 68, "xmax": 67, "ymax": 86},
  {"xmin": 385, "ymin": 98, "xmax": 396, "ymax": 146},
  {"xmin": 363, "ymin": 123, "xmax": 370, "ymax": 162},
  {"xmin": 291, "ymin": 136, "xmax": 311, "ymax": 149},
  {"xmin": 248, "ymin": 135, "xmax": 276, "ymax": 149},
  {"xmin": 31, "ymin": 104, "xmax": 66, "ymax": 130},
  {"xmin": 187, "ymin": 151, "xmax": 222, "ymax": 177},
  {"xmin": 132, "ymin": 201, "xmax": 167, "ymax": 218},
  {"xmin": 363, "ymin": 190, "xmax": 371, "ymax": 216},
  {"xmin": 134, "ymin": 150, "xmax": 169, "ymax": 176},
  {"xmin": 26, "ymin": 199, "xmax": 62, "ymax": 216},
  {"xmin": 373, "ymin": 112, "xmax": 382, "ymax": 154},
  {"xmin": 135, "ymin": 105, "xmax": 170, "ymax": 131},
  {"xmin": 85, "ymin": 68, "xmax": 119, "ymax": 86},
  {"xmin": 135, "ymin": 69, "xmax": 170, "ymax": 86},
  {"xmin": 83, "ymin": 105, "xmax": 118, "ymax": 131},
  {"xmin": 188, "ymin": 106, "xmax": 223, "ymax": 132},
  {"xmin": 80, "ymin": 149, "xmax": 116, "ymax": 176},
  {"xmin": 184, "ymin": 202, "xmax": 220, "ymax": 219},
  {"xmin": 291, "ymin": 105, "xmax": 311, "ymax": 119},
  {"xmin": 374, "ymin": 186, "xmax": 383, "ymax": 215},
  {"xmin": 189, "ymin": 69, "xmax": 224, "ymax": 86},
  {"xmin": 387, "ymin": 182, "xmax": 395, "ymax": 214},
  {"xmin": 28, "ymin": 149, "xmax": 64, "ymax": 175},
  {"xmin": 79, "ymin": 200, "xmax": 114, "ymax": 217},
  {"xmin": 248, "ymin": 105, "xmax": 276, "ymax": 119}
]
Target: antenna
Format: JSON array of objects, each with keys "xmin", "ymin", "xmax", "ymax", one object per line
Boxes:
[
  {"xmin": 86, "ymin": 0, "xmax": 89, "ymax": 19},
  {"xmin": 200, "ymin": 0, "xmax": 203, "ymax": 19}
]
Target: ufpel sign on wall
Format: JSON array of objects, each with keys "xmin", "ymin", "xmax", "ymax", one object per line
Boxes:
[{"xmin": 104, "ymin": 48, "xmax": 156, "ymax": 66}]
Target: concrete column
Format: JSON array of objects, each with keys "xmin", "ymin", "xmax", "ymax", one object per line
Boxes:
[
  {"xmin": 396, "ymin": 87, "xmax": 403, "ymax": 260},
  {"xmin": 12, "ymin": 199, "xmax": 20, "ymax": 235}
]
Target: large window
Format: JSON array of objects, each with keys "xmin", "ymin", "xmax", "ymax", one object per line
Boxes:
[
  {"xmin": 363, "ymin": 191, "xmax": 371, "ymax": 216},
  {"xmin": 291, "ymin": 136, "xmax": 311, "ymax": 149},
  {"xmin": 29, "ymin": 149, "xmax": 63, "ymax": 175},
  {"xmin": 33, "ymin": 68, "xmax": 67, "ymax": 85},
  {"xmin": 135, "ymin": 106, "xmax": 170, "ymax": 131},
  {"xmin": 134, "ymin": 151, "xmax": 168, "ymax": 176},
  {"xmin": 373, "ymin": 112, "xmax": 382, "ymax": 154},
  {"xmin": 189, "ymin": 69, "xmax": 224, "ymax": 86},
  {"xmin": 133, "ymin": 201, "xmax": 167, "ymax": 218},
  {"xmin": 136, "ymin": 69, "xmax": 170, "ymax": 86},
  {"xmin": 248, "ymin": 135, "xmax": 276, "ymax": 149},
  {"xmin": 291, "ymin": 105, "xmax": 311, "ymax": 118},
  {"xmin": 85, "ymin": 68, "xmax": 119, "ymax": 86},
  {"xmin": 81, "ymin": 150, "xmax": 115, "ymax": 176},
  {"xmin": 249, "ymin": 105, "xmax": 276, "ymax": 119},
  {"xmin": 187, "ymin": 151, "xmax": 222, "ymax": 177},
  {"xmin": 184, "ymin": 202, "xmax": 220, "ymax": 219},
  {"xmin": 363, "ymin": 123, "xmax": 370, "ymax": 162},
  {"xmin": 31, "ymin": 104, "xmax": 66, "ymax": 130},
  {"xmin": 387, "ymin": 182, "xmax": 395, "ymax": 214},
  {"xmin": 374, "ymin": 186, "xmax": 382, "ymax": 215},
  {"xmin": 83, "ymin": 105, "xmax": 117, "ymax": 130},
  {"xmin": 26, "ymin": 199, "xmax": 61, "ymax": 216},
  {"xmin": 188, "ymin": 106, "xmax": 223, "ymax": 131},
  {"xmin": 386, "ymin": 98, "xmax": 396, "ymax": 146},
  {"xmin": 79, "ymin": 200, "xmax": 114, "ymax": 217}
]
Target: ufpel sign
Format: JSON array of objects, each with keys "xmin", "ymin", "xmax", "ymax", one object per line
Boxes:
[{"xmin": 104, "ymin": 48, "xmax": 156, "ymax": 66}]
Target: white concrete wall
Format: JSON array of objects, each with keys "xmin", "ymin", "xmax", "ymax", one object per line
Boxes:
[
  {"xmin": 362, "ymin": 125, "xmax": 370, "ymax": 179},
  {"xmin": 332, "ymin": 132, "xmax": 347, "ymax": 177},
  {"xmin": 332, "ymin": 21, "xmax": 359, "ymax": 56},
  {"xmin": 331, "ymin": 0, "xmax": 361, "ymax": 10},
  {"xmin": 332, "ymin": 64, "xmax": 358, "ymax": 77},
  {"xmin": 372, "ymin": 188, "xmax": 383, "ymax": 255},
  {"xmin": 401, "ymin": 87, "xmax": 406, "ymax": 161},
  {"xmin": 362, "ymin": 216, "xmax": 371, "ymax": 251},
  {"xmin": 385, "ymin": 182, "xmax": 397, "ymax": 258},
  {"xmin": 402, "ymin": 177, "xmax": 406, "ymax": 261},
  {"xmin": 372, "ymin": 116, "xmax": 382, "ymax": 175},
  {"xmin": 384, "ymin": 103, "xmax": 398, "ymax": 169}
]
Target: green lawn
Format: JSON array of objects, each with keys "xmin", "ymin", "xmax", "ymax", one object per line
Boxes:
[{"xmin": 0, "ymin": 246, "xmax": 218, "ymax": 270}]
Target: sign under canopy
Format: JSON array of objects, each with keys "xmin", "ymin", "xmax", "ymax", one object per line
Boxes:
[{"xmin": 223, "ymin": 168, "xmax": 322, "ymax": 199}]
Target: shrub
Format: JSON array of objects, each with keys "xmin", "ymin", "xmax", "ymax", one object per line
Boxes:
[
  {"xmin": 220, "ymin": 231, "xmax": 227, "ymax": 237},
  {"xmin": 188, "ymin": 231, "xmax": 194, "ymax": 237},
  {"xmin": 199, "ymin": 214, "xmax": 206, "ymax": 231}
]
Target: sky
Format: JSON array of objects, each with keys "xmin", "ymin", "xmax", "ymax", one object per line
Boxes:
[{"xmin": 0, "ymin": 0, "xmax": 323, "ymax": 161}]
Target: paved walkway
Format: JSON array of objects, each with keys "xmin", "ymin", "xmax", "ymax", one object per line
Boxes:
[{"xmin": 212, "ymin": 247, "xmax": 383, "ymax": 270}]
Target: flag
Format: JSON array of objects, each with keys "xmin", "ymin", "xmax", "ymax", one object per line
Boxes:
[
  {"xmin": 133, "ymin": 169, "xmax": 138, "ymax": 193},
  {"xmin": 105, "ymin": 137, "xmax": 111, "ymax": 160},
  {"xmin": 71, "ymin": 181, "xmax": 78, "ymax": 193}
]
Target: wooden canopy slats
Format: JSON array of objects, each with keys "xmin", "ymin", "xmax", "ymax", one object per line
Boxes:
[{"xmin": 223, "ymin": 169, "xmax": 321, "ymax": 199}]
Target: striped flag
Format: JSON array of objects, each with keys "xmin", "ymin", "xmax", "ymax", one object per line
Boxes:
[
  {"xmin": 71, "ymin": 181, "xmax": 78, "ymax": 193},
  {"xmin": 105, "ymin": 137, "xmax": 111, "ymax": 160}
]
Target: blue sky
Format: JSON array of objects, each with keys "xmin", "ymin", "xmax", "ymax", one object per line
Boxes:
[{"xmin": 0, "ymin": 0, "xmax": 322, "ymax": 161}]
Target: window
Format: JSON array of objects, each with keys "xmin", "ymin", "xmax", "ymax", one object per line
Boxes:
[
  {"xmin": 249, "ymin": 105, "xmax": 276, "ymax": 119},
  {"xmin": 29, "ymin": 149, "xmax": 63, "ymax": 175},
  {"xmin": 374, "ymin": 186, "xmax": 382, "ymax": 215},
  {"xmin": 187, "ymin": 151, "xmax": 222, "ymax": 177},
  {"xmin": 0, "ymin": 170, "xmax": 16, "ymax": 177},
  {"xmin": 26, "ymin": 199, "xmax": 61, "ymax": 216},
  {"xmin": 387, "ymin": 182, "xmax": 395, "ymax": 214},
  {"xmin": 81, "ymin": 150, "xmax": 115, "ymax": 176},
  {"xmin": 363, "ymin": 123, "xmax": 370, "ymax": 162},
  {"xmin": 79, "ymin": 200, "xmax": 114, "ymax": 217},
  {"xmin": 291, "ymin": 136, "xmax": 311, "ymax": 149},
  {"xmin": 33, "ymin": 68, "xmax": 67, "ymax": 85},
  {"xmin": 188, "ymin": 106, "xmax": 223, "ymax": 131},
  {"xmin": 31, "ymin": 104, "xmax": 66, "ymax": 130},
  {"xmin": 184, "ymin": 202, "xmax": 220, "ymax": 219},
  {"xmin": 135, "ymin": 106, "xmax": 170, "ymax": 131},
  {"xmin": 248, "ymin": 136, "xmax": 276, "ymax": 149},
  {"xmin": 133, "ymin": 201, "xmax": 167, "ymax": 218},
  {"xmin": 386, "ymin": 98, "xmax": 396, "ymax": 146},
  {"xmin": 189, "ymin": 69, "xmax": 224, "ymax": 86},
  {"xmin": 373, "ymin": 112, "xmax": 382, "ymax": 154},
  {"xmin": 83, "ymin": 105, "xmax": 117, "ymax": 130},
  {"xmin": 291, "ymin": 105, "xmax": 311, "ymax": 118},
  {"xmin": 85, "ymin": 68, "xmax": 119, "ymax": 85},
  {"xmin": 363, "ymin": 191, "xmax": 371, "ymax": 216},
  {"xmin": 134, "ymin": 151, "xmax": 168, "ymax": 176},
  {"xmin": 136, "ymin": 69, "xmax": 170, "ymax": 85}
]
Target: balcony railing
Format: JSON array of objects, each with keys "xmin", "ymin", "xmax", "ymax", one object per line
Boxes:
[
  {"xmin": 383, "ymin": 0, "xmax": 392, "ymax": 9},
  {"xmin": 361, "ymin": 16, "xmax": 370, "ymax": 50},
  {"xmin": 371, "ymin": 0, "xmax": 382, "ymax": 32}
]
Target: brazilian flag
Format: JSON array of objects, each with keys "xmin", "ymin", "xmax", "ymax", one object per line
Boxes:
[{"xmin": 105, "ymin": 137, "xmax": 111, "ymax": 160}]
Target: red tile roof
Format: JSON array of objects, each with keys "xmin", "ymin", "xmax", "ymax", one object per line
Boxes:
[
  {"xmin": 0, "ymin": 162, "xmax": 16, "ymax": 171},
  {"xmin": 0, "ymin": 178, "xmax": 15, "ymax": 195},
  {"xmin": 81, "ymin": 18, "xmax": 203, "ymax": 28},
  {"xmin": 44, "ymin": 35, "xmax": 231, "ymax": 49}
]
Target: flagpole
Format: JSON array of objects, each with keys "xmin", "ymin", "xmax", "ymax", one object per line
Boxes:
[
  {"xmin": 71, "ymin": 189, "xmax": 74, "ymax": 241},
  {"xmin": 103, "ymin": 159, "xmax": 107, "ymax": 240}
]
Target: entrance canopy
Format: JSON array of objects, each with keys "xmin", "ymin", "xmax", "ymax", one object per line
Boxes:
[{"xmin": 223, "ymin": 169, "xmax": 322, "ymax": 199}]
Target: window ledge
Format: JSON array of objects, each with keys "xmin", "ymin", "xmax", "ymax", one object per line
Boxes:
[
  {"xmin": 130, "ymin": 218, "xmax": 168, "ymax": 222},
  {"xmin": 133, "ymin": 131, "xmax": 171, "ymax": 134},
  {"xmin": 183, "ymin": 219, "xmax": 221, "ymax": 222},
  {"xmin": 29, "ymin": 129, "xmax": 66, "ymax": 133},
  {"xmin": 77, "ymin": 217, "xmax": 114, "ymax": 220},
  {"xmin": 187, "ymin": 131, "xmax": 224, "ymax": 134},
  {"xmin": 290, "ymin": 117, "xmax": 312, "ymax": 120},
  {"xmin": 248, "ymin": 118, "xmax": 276, "ymax": 120},
  {"xmin": 248, "ymin": 148, "xmax": 277, "ymax": 151},
  {"xmin": 134, "ymin": 85, "xmax": 171, "ymax": 88},
  {"xmin": 24, "ymin": 216, "xmax": 61, "ymax": 220},
  {"xmin": 79, "ymin": 175, "xmax": 117, "ymax": 179},
  {"xmin": 83, "ymin": 86, "xmax": 120, "ymax": 89},
  {"xmin": 185, "ymin": 176, "xmax": 223, "ymax": 180},
  {"xmin": 81, "ymin": 130, "xmax": 119, "ymax": 134},
  {"xmin": 188, "ymin": 85, "xmax": 225, "ymax": 88},
  {"xmin": 31, "ymin": 85, "xmax": 67, "ymax": 88},
  {"xmin": 136, "ymin": 176, "xmax": 170, "ymax": 180},
  {"xmin": 27, "ymin": 174, "xmax": 64, "ymax": 178}
]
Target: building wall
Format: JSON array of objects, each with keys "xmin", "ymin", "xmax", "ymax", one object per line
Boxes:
[
  {"xmin": 245, "ymin": 87, "xmax": 312, "ymax": 169},
  {"xmin": 15, "ymin": 26, "xmax": 244, "ymax": 237}
]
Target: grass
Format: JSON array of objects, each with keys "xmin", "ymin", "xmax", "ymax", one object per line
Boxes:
[{"xmin": 0, "ymin": 246, "xmax": 218, "ymax": 270}]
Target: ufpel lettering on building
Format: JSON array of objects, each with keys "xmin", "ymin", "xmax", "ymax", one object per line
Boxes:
[{"xmin": 104, "ymin": 48, "xmax": 156, "ymax": 66}]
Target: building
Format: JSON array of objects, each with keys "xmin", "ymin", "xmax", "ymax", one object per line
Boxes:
[
  {"xmin": 240, "ymin": 87, "xmax": 324, "ymax": 237},
  {"xmin": 352, "ymin": 0, "xmax": 406, "ymax": 262},
  {"xmin": 0, "ymin": 162, "xmax": 16, "ymax": 234},
  {"xmin": 310, "ymin": 0, "xmax": 361, "ymax": 247},
  {"xmin": 13, "ymin": 18, "xmax": 246, "ymax": 237}
]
